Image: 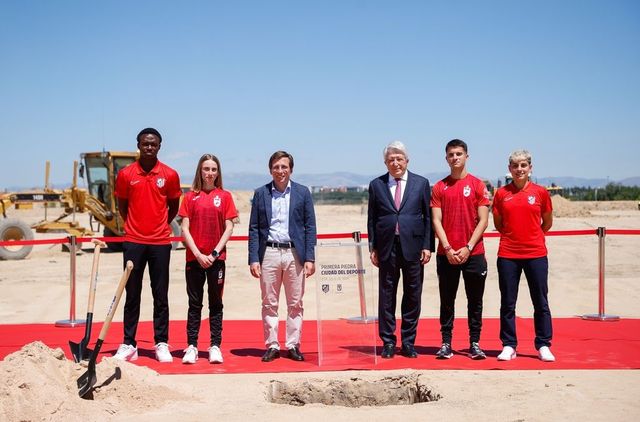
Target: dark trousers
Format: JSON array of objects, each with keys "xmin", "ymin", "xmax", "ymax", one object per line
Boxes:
[
  {"xmin": 497, "ymin": 256, "xmax": 553, "ymax": 350},
  {"xmin": 378, "ymin": 238, "xmax": 424, "ymax": 347},
  {"xmin": 437, "ymin": 254, "xmax": 487, "ymax": 344},
  {"xmin": 185, "ymin": 259, "xmax": 225, "ymax": 348},
  {"xmin": 122, "ymin": 242, "xmax": 172, "ymax": 347}
]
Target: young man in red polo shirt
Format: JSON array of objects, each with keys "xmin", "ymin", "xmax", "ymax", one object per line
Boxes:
[
  {"xmin": 113, "ymin": 127, "xmax": 182, "ymax": 362},
  {"xmin": 431, "ymin": 139, "xmax": 490, "ymax": 360}
]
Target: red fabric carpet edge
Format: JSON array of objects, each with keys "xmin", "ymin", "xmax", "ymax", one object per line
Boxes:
[{"xmin": 1, "ymin": 318, "xmax": 638, "ymax": 374}]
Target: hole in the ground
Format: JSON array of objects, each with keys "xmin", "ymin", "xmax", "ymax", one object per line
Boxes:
[{"xmin": 267, "ymin": 374, "xmax": 441, "ymax": 407}]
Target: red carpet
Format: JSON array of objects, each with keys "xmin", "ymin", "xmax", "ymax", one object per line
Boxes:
[{"xmin": 1, "ymin": 318, "xmax": 638, "ymax": 373}]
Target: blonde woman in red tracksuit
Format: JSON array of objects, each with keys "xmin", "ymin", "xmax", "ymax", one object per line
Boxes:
[
  {"xmin": 492, "ymin": 149, "xmax": 555, "ymax": 362},
  {"xmin": 179, "ymin": 154, "xmax": 238, "ymax": 364}
]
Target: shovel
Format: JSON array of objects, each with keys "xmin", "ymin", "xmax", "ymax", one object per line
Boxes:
[
  {"xmin": 77, "ymin": 260, "xmax": 133, "ymax": 398},
  {"xmin": 69, "ymin": 239, "xmax": 106, "ymax": 362}
]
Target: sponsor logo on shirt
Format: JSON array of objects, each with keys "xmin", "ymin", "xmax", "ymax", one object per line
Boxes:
[
  {"xmin": 528, "ymin": 195, "xmax": 536, "ymax": 205},
  {"xmin": 213, "ymin": 195, "xmax": 221, "ymax": 207},
  {"xmin": 463, "ymin": 185, "xmax": 471, "ymax": 197},
  {"xmin": 156, "ymin": 178, "xmax": 165, "ymax": 188}
]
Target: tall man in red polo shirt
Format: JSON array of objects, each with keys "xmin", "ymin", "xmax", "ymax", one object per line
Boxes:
[
  {"xmin": 113, "ymin": 128, "xmax": 182, "ymax": 363},
  {"xmin": 431, "ymin": 139, "xmax": 491, "ymax": 360}
]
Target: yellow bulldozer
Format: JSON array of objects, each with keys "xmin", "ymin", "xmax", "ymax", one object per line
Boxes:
[{"xmin": 0, "ymin": 151, "xmax": 182, "ymax": 260}]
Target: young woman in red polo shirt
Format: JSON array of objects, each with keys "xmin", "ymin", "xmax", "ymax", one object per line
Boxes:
[
  {"xmin": 179, "ymin": 154, "xmax": 238, "ymax": 364},
  {"xmin": 492, "ymin": 150, "xmax": 555, "ymax": 362}
]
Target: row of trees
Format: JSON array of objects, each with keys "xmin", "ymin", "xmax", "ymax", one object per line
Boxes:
[
  {"xmin": 311, "ymin": 183, "xmax": 640, "ymax": 204},
  {"xmin": 563, "ymin": 183, "xmax": 640, "ymax": 201}
]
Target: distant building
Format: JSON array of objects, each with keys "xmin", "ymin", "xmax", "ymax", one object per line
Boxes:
[{"xmin": 310, "ymin": 185, "xmax": 367, "ymax": 193}]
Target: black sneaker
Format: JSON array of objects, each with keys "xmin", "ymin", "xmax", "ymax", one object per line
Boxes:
[
  {"xmin": 469, "ymin": 342, "xmax": 486, "ymax": 360},
  {"xmin": 435, "ymin": 343, "xmax": 453, "ymax": 359}
]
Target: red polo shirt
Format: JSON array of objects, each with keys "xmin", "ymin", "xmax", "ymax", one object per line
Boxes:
[
  {"xmin": 431, "ymin": 173, "xmax": 491, "ymax": 255},
  {"xmin": 492, "ymin": 182, "xmax": 552, "ymax": 259},
  {"xmin": 179, "ymin": 188, "xmax": 238, "ymax": 262},
  {"xmin": 115, "ymin": 160, "xmax": 182, "ymax": 245}
]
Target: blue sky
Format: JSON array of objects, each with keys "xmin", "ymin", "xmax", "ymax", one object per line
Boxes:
[{"xmin": 1, "ymin": 0, "xmax": 639, "ymax": 189}]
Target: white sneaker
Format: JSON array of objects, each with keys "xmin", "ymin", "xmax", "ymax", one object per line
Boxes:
[
  {"xmin": 154, "ymin": 342, "xmax": 174, "ymax": 363},
  {"xmin": 497, "ymin": 346, "xmax": 517, "ymax": 361},
  {"xmin": 114, "ymin": 343, "xmax": 138, "ymax": 361},
  {"xmin": 538, "ymin": 346, "xmax": 556, "ymax": 362},
  {"xmin": 208, "ymin": 345, "xmax": 223, "ymax": 363},
  {"xmin": 182, "ymin": 345, "xmax": 198, "ymax": 364}
]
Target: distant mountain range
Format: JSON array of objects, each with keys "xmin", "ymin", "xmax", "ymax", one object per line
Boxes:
[
  {"xmin": 222, "ymin": 173, "xmax": 640, "ymax": 191},
  {"xmin": 4, "ymin": 173, "xmax": 639, "ymax": 192}
]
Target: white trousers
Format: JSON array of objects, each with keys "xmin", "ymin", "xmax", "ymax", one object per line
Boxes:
[{"xmin": 260, "ymin": 246, "xmax": 305, "ymax": 350}]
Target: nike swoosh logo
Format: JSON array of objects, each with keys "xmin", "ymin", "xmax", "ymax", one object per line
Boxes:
[
  {"xmin": 481, "ymin": 271, "xmax": 487, "ymax": 276},
  {"xmin": 504, "ymin": 196, "xmax": 513, "ymax": 201},
  {"xmin": 130, "ymin": 180, "xmax": 140, "ymax": 185}
]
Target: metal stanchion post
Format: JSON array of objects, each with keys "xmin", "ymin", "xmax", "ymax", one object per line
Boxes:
[
  {"xmin": 55, "ymin": 235, "xmax": 86, "ymax": 327},
  {"xmin": 581, "ymin": 227, "xmax": 620, "ymax": 321},
  {"xmin": 347, "ymin": 231, "xmax": 377, "ymax": 324}
]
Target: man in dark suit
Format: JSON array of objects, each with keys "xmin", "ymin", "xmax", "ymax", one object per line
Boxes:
[
  {"xmin": 367, "ymin": 141, "xmax": 433, "ymax": 358},
  {"xmin": 248, "ymin": 150, "xmax": 317, "ymax": 363}
]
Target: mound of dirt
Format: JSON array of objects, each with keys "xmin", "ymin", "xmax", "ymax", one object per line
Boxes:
[
  {"xmin": 0, "ymin": 341, "xmax": 197, "ymax": 421},
  {"xmin": 231, "ymin": 190, "xmax": 253, "ymax": 214},
  {"xmin": 552, "ymin": 195, "xmax": 591, "ymax": 218}
]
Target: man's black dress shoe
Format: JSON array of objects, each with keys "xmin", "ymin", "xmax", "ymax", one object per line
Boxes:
[
  {"xmin": 401, "ymin": 344, "xmax": 418, "ymax": 358},
  {"xmin": 261, "ymin": 347, "xmax": 280, "ymax": 362},
  {"xmin": 288, "ymin": 347, "xmax": 305, "ymax": 361},
  {"xmin": 381, "ymin": 343, "xmax": 395, "ymax": 359}
]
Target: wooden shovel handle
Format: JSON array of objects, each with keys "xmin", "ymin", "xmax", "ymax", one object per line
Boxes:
[
  {"xmin": 97, "ymin": 260, "xmax": 133, "ymax": 341},
  {"xmin": 86, "ymin": 239, "xmax": 107, "ymax": 312}
]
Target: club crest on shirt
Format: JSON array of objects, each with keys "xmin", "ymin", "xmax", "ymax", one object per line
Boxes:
[
  {"xmin": 463, "ymin": 185, "xmax": 471, "ymax": 197},
  {"xmin": 528, "ymin": 195, "xmax": 536, "ymax": 205},
  {"xmin": 156, "ymin": 178, "xmax": 165, "ymax": 188},
  {"xmin": 213, "ymin": 195, "xmax": 221, "ymax": 207}
]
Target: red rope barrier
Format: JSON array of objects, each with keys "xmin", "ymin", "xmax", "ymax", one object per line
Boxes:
[
  {"xmin": 606, "ymin": 229, "xmax": 640, "ymax": 235},
  {"xmin": 1, "ymin": 228, "xmax": 638, "ymax": 247}
]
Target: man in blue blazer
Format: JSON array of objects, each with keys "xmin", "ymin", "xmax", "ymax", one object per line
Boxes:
[
  {"xmin": 248, "ymin": 151, "xmax": 317, "ymax": 363},
  {"xmin": 367, "ymin": 141, "xmax": 433, "ymax": 358}
]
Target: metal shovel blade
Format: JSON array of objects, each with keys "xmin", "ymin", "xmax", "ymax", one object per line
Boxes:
[
  {"xmin": 69, "ymin": 340, "xmax": 94, "ymax": 363},
  {"xmin": 76, "ymin": 261, "xmax": 133, "ymax": 398},
  {"xmin": 77, "ymin": 364, "xmax": 97, "ymax": 398},
  {"xmin": 69, "ymin": 312, "xmax": 94, "ymax": 362},
  {"xmin": 77, "ymin": 338, "xmax": 103, "ymax": 398}
]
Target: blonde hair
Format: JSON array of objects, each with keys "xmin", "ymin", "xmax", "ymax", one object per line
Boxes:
[
  {"xmin": 508, "ymin": 149, "xmax": 532, "ymax": 165},
  {"xmin": 191, "ymin": 154, "xmax": 223, "ymax": 192}
]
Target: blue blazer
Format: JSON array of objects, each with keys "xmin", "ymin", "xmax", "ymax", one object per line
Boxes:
[
  {"xmin": 367, "ymin": 171, "xmax": 434, "ymax": 262},
  {"xmin": 248, "ymin": 181, "xmax": 317, "ymax": 265}
]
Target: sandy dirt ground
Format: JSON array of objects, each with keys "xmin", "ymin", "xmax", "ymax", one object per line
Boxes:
[{"xmin": 1, "ymin": 195, "xmax": 639, "ymax": 421}]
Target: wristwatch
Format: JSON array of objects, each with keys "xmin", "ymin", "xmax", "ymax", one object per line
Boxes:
[
  {"xmin": 466, "ymin": 244, "xmax": 474, "ymax": 252},
  {"xmin": 211, "ymin": 250, "xmax": 219, "ymax": 258}
]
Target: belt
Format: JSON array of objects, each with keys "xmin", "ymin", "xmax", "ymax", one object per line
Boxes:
[{"xmin": 266, "ymin": 241, "xmax": 294, "ymax": 249}]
